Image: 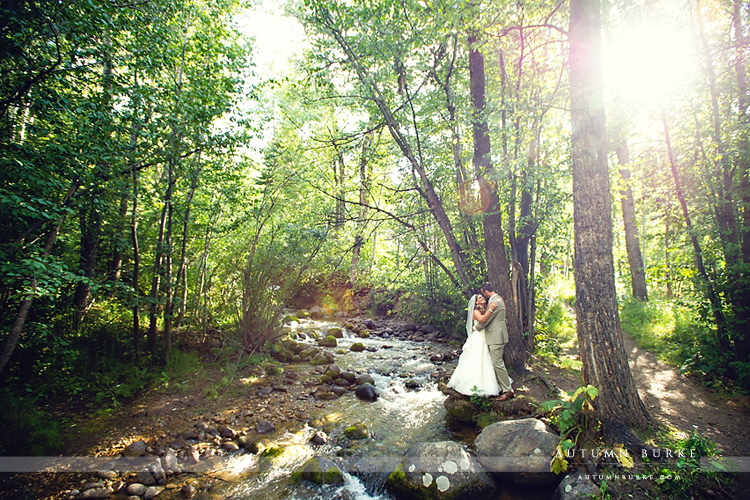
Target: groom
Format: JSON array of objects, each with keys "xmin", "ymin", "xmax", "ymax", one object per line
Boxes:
[{"xmin": 475, "ymin": 282, "xmax": 514, "ymax": 401}]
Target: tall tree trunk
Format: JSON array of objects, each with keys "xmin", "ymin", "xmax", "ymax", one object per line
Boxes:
[
  {"xmin": 108, "ymin": 190, "xmax": 128, "ymax": 282},
  {"xmin": 131, "ymin": 165, "xmax": 141, "ymax": 353},
  {"xmin": 469, "ymin": 31, "xmax": 525, "ymax": 371},
  {"xmin": 570, "ymin": 0, "xmax": 654, "ymax": 430},
  {"xmin": 351, "ymin": 134, "xmax": 371, "ymax": 285},
  {"xmin": 615, "ymin": 140, "xmax": 648, "ymax": 300},
  {"xmin": 662, "ymin": 110, "xmax": 731, "ymax": 354},
  {"xmin": 147, "ymin": 188, "xmax": 168, "ymax": 355},
  {"xmin": 174, "ymin": 162, "xmax": 200, "ymax": 328}
]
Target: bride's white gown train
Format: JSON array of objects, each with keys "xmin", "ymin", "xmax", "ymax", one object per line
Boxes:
[{"xmin": 447, "ymin": 320, "xmax": 501, "ymax": 397}]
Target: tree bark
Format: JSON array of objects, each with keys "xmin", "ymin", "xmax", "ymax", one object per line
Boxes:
[
  {"xmin": 351, "ymin": 134, "xmax": 371, "ymax": 285},
  {"xmin": 615, "ymin": 140, "xmax": 648, "ymax": 300},
  {"xmin": 570, "ymin": 0, "xmax": 654, "ymax": 430},
  {"xmin": 469, "ymin": 31, "xmax": 525, "ymax": 371}
]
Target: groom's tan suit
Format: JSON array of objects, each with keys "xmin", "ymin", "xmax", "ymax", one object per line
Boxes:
[{"xmin": 475, "ymin": 293, "xmax": 512, "ymax": 393}]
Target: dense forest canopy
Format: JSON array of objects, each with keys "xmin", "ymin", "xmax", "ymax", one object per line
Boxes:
[{"xmin": 1, "ymin": 0, "xmax": 750, "ymax": 453}]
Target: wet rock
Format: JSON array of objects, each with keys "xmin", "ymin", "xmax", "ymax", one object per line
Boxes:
[
  {"xmin": 318, "ymin": 336, "xmax": 338, "ymax": 348},
  {"xmin": 429, "ymin": 354, "xmax": 444, "ymax": 363},
  {"xmin": 344, "ymin": 422, "xmax": 368, "ymax": 440},
  {"xmin": 330, "ymin": 386, "xmax": 348, "ymax": 396},
  {"xmin": 316, "ymin": 391, "xmax": 339, "ymax": 401},
  {"xmin": 334, "ymin": 377, "xmax": 352, "ymax": 386},
  {"xmin": 356, "ymin": 374, "xmax": 375, "ymax": 386},
  {"xmin": 222, "ymin": 426, "xmax": 238, "ymax": 439},
  {"xmin": 96, "ymin": 470, "xmax": 117, "ymax": 480},
  {"xmin": 420, "ymin": 325, "xmax": 436, "ymax": 334},
  {"xmin": 248, "ymin": 438, "xmax": 271, "ymax": 454},
  {"xmin": 324, "ymin": 364, "xmax": 341, "ymax": 378},
  {"xmin": 291, "ymin": 456, "xmax": 344, "ymax": 485},
  {"xmin": 81, "ymin": 481, "xmax": 106, "ymax": 491},
  {"xmin": 355, "ymin": 383, "xmax": 378, "ymax": 402},
  {"xmin": 123, "ymin": 440, "xmax": 147, "ymax": 458},
  {"xmin": 185, "ymin": 445, "xmax": 200, "ymax": 465},
  {"xmin": 474, "ymin": 418, "xmax": 560, "ymax": 486},
  {"xmin": 357, "ymin": 330, "xmax": 371, "ymax": 338},
  {"xmin": 170, "ymin": 436, "xmax": 188, "ymax": 449},
  {"xmin": 255, "ymin": 421, "xmax": 276, "ymax": 434},
  {"xmin": 387, "ymin": 441, "xmax": 496, "ymax": 500},
  {"xmin": 310, "ymin": 432, "xmax": 327, "ymax": 445},
  {"xmin": 350, "ymin": 343, "xmax": 365, "ymax": 352},
  {"xmin": 310, "ymin": 352, "xmax": 331, "ymax": 365},
  {"xmin": 405, "ymin": 379, "xmax": 421, "ymax": 390},
  {"xmin": 222, "ymin": 441, "xmax": 240, "ymax": 452},
  {"xmin": 340, "ymin": 371, "xmax": 356, "ymax": 383},
  {"xmin": 327, "ymin": 327, "xmax": 343, "ymax": 338},
  {"xmin": 180, "ymin": 483, "xmax": 197, "ymax": 499},
  {"xmin": 363, "ymin": 319, "xmax": 376, "ymax": 329},
  {"xmin": 309, "ymin": 306, "xmax": 326, "ymax": 319}
]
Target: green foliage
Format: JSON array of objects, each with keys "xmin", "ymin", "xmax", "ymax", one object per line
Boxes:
[
  {"xmin": 545, "ymin": 384, "xmax": 600, "ymax": 474},
  {"xmin": 469, "ymin": 386, "xmax": 494, "ymax": 413},
  {"xmin": 651, "ymin": 430, "xmax": 729, "ymax": 499}
]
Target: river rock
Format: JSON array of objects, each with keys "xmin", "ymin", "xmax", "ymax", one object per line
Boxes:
[
  {"xmin": 143, "ymin": 486, "xmax": 163, "ymax": 499},
  {"xmin": 443, "ymin": 396, "xmax": 476, "ymax": 423},
  {"xmin": 78, "ymin": 487, "xmax": 113, "ymax": 499},
  {"xmin": 138, "ymin": 469, "xmax": 156, "ymax": 486},
  {"xmin": 310, "ymin": 432, "xmax": 327, "ymax": 445},
  {"xmin": 330, "ymin": 385, "xmax": 348, "ymax": 396},
  {"xmin": 318, "ymin": 336, "xmax": 338, "ymax": 348},
  {"xmin": 324, "ymin": 364, "xmax": 341, "ymax": 378},
  {"xmin": 419, "ymin": 325, "xmax": 436, "ymax": 334},
  {"xmin": 248, "ymin": 438, "xmax": 271, "ymax": 454},
  {"xmin": 123, "ymin": 440, "xmax": 147, "ymax": 458},
  {"xmin": 327, "ymin": 327, "xmax": 343, "ymax": 338},
  {"xmin": 255, "ymin": 421, "xmax": 276, "ymax": 434},
  {"xmin": 356, "ymin": 373, "xmax": 375, "ymax": 385},
  {"xmin": 161, "ymin": 449, "xmax": 179, "ymax": 474},
  {"xmin": 355, "ymin": 383, "xmax": 378, "ymax": 402},
  {"xmin": 222, "ymin": 441, "xmax": 240, "ymax": 452},
  {"xmin": 309, "ymin": 306, "xmax": 326, "ymax": 319},
  {"xmin": 127, "ymin": 483, "xmax": 148, "ymax": 495},
  {"xmin": 350, "ymin": 342, "xmax": 365, "ymax": 352},
  {"xmin": 552, "ymin": 468, "xmax": 600, "ymax": 499},
  {"xmin": 344, "ymin": 422, "xmax": 368, "ymax": 440},
  {"xmin": 291, "ymin": 456, "xmax": 344, "ymax": 485},
  {"xmin": 96, "ymin": 470, "xmax": 117, "ymax": 480},
  {"xmin": 387, "ymin": 441, "xmax": 496, "ymax": 500},
  {"xmin": 474, "ymin": 418, "xmax": 560, "ymax": 486}
]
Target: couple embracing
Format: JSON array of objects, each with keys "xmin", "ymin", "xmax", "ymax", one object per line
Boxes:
[{"xmin": 447, "ymin": 282, "xmax": 515, "ymax": 401}]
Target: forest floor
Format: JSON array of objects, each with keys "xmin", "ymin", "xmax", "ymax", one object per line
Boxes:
[{"xmin": 2, "ymin": 326, "xmax": 750, "ymax": 500}]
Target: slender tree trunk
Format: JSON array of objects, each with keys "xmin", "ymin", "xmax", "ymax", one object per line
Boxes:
[
  {"xmin": 162, "ymin": 162, "xmax": 175, "ymax": 361},
  {"xmin": 132, "ymin": 166, "xmax": 141, "ymax": 353},
  {"xmin": 174, "ymin": 162, "xmax": 200, "ymax": 328},
  {"xmin": 570, "ymin": 0, "xmax": 654, "ymax": 430},
  {"xmin": 109, "ymin": 191, "xmax": 128, "ymax": 282},
  {"xmin": 663, "ymin": 110, "xmax": 731, "ymax": 354},
  {"xmin": 615, "ymin": 140, "xmax": 648, "ymax": 300},
  {"xmin": 351, "ymin": 134, "xmax": 371, "ymax": 285},
  {"xmin": 469, "ymin": 31, "xmax": 525, "ymax": 371},
  {"xmin": 0, "ymin": 180, "xmax": 80, "ymax": 376}
]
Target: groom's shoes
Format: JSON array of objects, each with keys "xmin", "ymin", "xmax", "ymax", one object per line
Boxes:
[{"xmin": 495, "ymin": 391, "xmax": 515, "ymax": 401}]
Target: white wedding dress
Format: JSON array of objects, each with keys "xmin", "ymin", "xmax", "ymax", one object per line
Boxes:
[{"xmin": 447, "ymin": 318, "xmax": 501, "ymax": 397}]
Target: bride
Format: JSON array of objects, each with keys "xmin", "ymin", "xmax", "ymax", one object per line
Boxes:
[{"xmin": 447, "ymin": 294, "xmax": 501, "ymax": 397}]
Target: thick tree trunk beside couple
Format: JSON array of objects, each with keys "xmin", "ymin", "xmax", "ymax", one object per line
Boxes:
[{"xmin": 569, "ymin": 0, "xmax": 655, "ymax": 431}]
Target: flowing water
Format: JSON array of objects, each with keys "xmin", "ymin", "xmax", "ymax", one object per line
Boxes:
[{"xmin": 192, "ymin": 318, "xmax": 552, "ymax": 500}]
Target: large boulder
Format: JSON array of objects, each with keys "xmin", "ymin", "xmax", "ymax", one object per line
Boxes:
[
  {"xmin": 291, "ymin": 456, "xmax": 344, "ymax": 485},
  {"xmin": 318, "ymin": 336, "xmax": 338, "ymax": 348},
  {"xmin": 474, "ymin": 418, "xmax": 560, "ymax": 486},
  {"xmin": 387, "ymin": 441, "xmax": 496, "ymax": 500},
  {"xmin": 309, "ymin": 306, "xmax": 326, "ymax": 319}
]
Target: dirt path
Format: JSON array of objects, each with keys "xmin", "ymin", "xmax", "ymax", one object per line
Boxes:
[{"xmin": 624, "ymin": 334, "xmax": 750, "ymax": 457}]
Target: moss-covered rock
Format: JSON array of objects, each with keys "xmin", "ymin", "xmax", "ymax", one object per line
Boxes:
[
  {"xmin": 350, "ymin": 342, "xmax": 365, "ymax": 352},
  {"xmin": 263, "ymin": 363, "xmax": 283, "ymax": 376},
  {"xmin": 327, "ymin": 327, "xmax": 343, "ymax": 338},
  {"xmin": 310, "ymin": 353, "xmax": 332, "ymax": 366},
  {"xmin": 443, "ymin": 396, "xmax": 477, "ymax": 423},
  {"xmin": 291, "ymin": 456, "xmax": 344, "ymax": 485},
  {"xmin": 258, "ymin": 444, "xmax": 307, "ymax": 472},
  {"xmin": 357, "ymin": 329, "xmax": 371, "ymax": 338},
  {"xmin": 344, "ymin": 422, "xmax": 368, "ymax": 440},
  {"xmin": 318, "ymin": 336, "xmax": 338, "ymax": 348}
]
